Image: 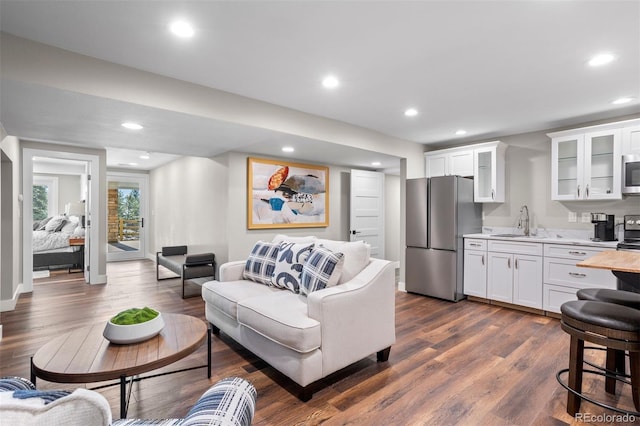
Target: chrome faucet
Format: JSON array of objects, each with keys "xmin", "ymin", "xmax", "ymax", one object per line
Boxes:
[{"xmin": 518, "ymin": 205, "xmax": 530, "ymax": 236}]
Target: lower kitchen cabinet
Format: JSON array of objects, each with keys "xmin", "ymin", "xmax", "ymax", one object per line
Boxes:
[{"xmin": 487, "ymin": 252, "xmax": 543, "ymax": 308}]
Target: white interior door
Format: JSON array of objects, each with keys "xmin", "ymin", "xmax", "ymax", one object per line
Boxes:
[
  {"xmin": 107, "ymin": 172, "xmax": 148, "ymax": 262},
  {"xmin": 350, "ymin": 169, "xmax": 384, "ymax": 258}
]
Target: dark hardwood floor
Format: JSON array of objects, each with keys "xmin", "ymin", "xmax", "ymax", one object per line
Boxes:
[{"xmin": 0, "ymin": 260, "xmax": 636, "ymax": 425}]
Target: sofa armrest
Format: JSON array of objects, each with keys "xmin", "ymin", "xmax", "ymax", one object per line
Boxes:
[
  {"xmin": 181, "ymin": 377, "xmax": 256, "ymax": 426},
  {"xmin": 219, "ymin": 260, "xmax": 246, "ymax": 282},
  {"xmin": 307, "ymin": 258, "xmax": 396, "ymax": 376}
]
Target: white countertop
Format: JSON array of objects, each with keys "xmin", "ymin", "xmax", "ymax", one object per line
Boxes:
[{"xmin": 463, "ymin": 233, "xmax": 620, "ymax": 248}]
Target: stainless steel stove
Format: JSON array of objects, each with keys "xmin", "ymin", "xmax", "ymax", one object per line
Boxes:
[{"xmin": 616, "ymin": 214, "xmax": 640, "ymax": 292}]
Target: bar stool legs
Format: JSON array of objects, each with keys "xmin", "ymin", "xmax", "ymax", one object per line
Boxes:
[{"xmin": 567, "ymin": 335, "xmax": 584, "ymax": 415}]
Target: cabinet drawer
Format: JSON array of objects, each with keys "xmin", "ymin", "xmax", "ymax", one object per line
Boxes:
[
  {"xmin": 543, "ymin": 257, "xmax": 617, "ymax": 289},
  {"xmin": 488, "ymin": 240, "xmax": 542, "ymax": 256},
  {"xmin": 543, "ymin": 284, "xmax": 579, "ymax": 314},
  {"xmin": 465, "ymin": 239, "xmax": 487, "ymax": 250},
  {"xmin": 543, "ymin": 244, "xmax": 610, "ymax": 260}
]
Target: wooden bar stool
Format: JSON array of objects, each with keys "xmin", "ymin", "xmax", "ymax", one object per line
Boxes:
[
  {"xmin": 559, "ymin": 300, "xmax": 640, "ymax": 416},
  {"xmin": 576, "ymin": 288, "xmax": 640, "ymax": 393}
]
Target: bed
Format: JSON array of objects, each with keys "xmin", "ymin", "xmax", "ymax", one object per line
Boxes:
[{"xmin": 32, "ymin": 215, "xmax": 85, "ymax": 271}]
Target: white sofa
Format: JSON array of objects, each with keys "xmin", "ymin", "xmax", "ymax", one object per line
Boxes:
[{"xmin": 201, "ymin": 236, "xmax": 396, "ymax": 400}]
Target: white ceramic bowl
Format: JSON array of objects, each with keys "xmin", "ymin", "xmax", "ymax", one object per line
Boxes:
[{"xmin": 103, "ymin": 312, "xmax": 165, "ymax": 344}]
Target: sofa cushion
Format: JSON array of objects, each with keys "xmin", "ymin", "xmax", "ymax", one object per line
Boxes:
[
  {"xmin": 242, "ymin": 241, "xmax": 280, "ymax": 285},
  {"xmin": 316, "ymin": 240, "xmax": 370, "ymax": 284},
  {"xmin": 299, "ymin": 246, "xmax": 344, "ymax": 296},
  {"xmin": 202, "ymin": 280, "xmax": 279, "ymax": 320},
  {"xmin": 237, "ymin": 291, "xmax": 321, "ymax": 353},
  {"xmin": 271, "ymin": 241, "xmax": 314, "ymax": 293}
]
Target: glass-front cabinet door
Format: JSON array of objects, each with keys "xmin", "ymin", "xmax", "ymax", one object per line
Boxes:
[
  {"xmin": 552, "ymin": 135, "xmax": 584, "ymax": 200},
  {"xmin": 583, "ymin": 129, "xmax": 621, "ymax": 199},
  {"xmin": 474, "ymin": 141, "xmax": 506, "ymax": 202}
]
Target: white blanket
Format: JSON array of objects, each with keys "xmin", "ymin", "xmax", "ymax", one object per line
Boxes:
[{"xmin": 32, "ymin": 230, "xmax": 72, "ymax": 253}]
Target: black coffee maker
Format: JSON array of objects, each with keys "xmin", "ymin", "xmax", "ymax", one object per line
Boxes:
[{"xmin": 591, "ymin": 213, "xmax": 616, "ymax": 241}]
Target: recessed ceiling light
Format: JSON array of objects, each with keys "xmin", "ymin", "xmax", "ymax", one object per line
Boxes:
[
  {"xmin": 121, "ymin": 122, "xmax": 143, "ymax": 130},
  {"xmin": 282, "ymin": 147, "xmax": 294, "ymax": 153},
  {"xmin": 170, "ymin": 21, "xmax": 194, "ymax": 38},
  {"xmin": 404, "ymin": 108, "xmax": 418, "ymax": 117},
  {"xmin": 128, "ymin": 162, "xmax": 138, "ymax": 166},
  {"xmin": 371, "ymin": 161, "xmax": 382, "ymax": 166},
  {"xmin": 455, "ymin": 129, "xmax": 467, "ymax": 136},
  {"xmin": 588, "ymin": 53, "xmax": 615, "ymax": 67},
  {"xmin": 612, "ymin": 97, "xmax": 634, "ymax": 105},
  {"xmin": 322, "ymin": 75, "xmax": 339, "ymax": 89},
  {"xmin": 139, "ymin": 152, "xmax": 150, "ymax": 160}
]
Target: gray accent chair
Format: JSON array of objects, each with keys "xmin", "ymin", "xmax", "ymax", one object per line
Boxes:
[{"xmin": 156, "ymin": 245, "xmax": 216, "ymax": 298}]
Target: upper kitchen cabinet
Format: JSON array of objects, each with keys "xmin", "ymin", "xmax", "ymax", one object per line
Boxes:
[
  {"xmin": 473, "ymin": 141, "xmax": 507, "ymax": 203},
  {"xmin": 425, "ymin": 147, "xmax": 474, "ymax": 178},
  {"xmin": 550, "ymin": 126, "xmax": 622, "ymax": 200},
  {"xmin": 622, "ymin": 123, "xmax": 640, "ymax": 154}
]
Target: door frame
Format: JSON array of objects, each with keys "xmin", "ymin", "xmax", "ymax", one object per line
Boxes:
[
  {"xmin": 106, "ymin": 171, "xmax": 149, "ymax": 262},
  {"xmin": 23, "ymin": 148, "xmax": 101, "ymax": 290}
]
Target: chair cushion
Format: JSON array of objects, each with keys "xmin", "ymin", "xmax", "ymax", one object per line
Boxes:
[
  {"xmin": 299, "ymin": 246, "xmax": 344, "ymax": 296},
  {"xmin": 202, "ymin": 280, "xmax": 279, "ymax": 320},
  {"xmin": 561, "ymin": 300, "xmax": 640, "ymax": 332},
  {"xmin": 577, "ymin": 288, "xmax": 640, "ymax": 310},
  {"xmin": 271, "ymin": 241, "xmax": 314, "ymax": 293},
  {"xmin": 158, "ymin": 255, "xmax": 185, "ymax": 275},
  {"xmin": 242, "ymin": 241, "xmax": 280, "ymax": 285},
  {"xmin": 0, "ymin": 388, "xmax": 111, "ymax": 426},
  {"xmin": 238, "ymin": 291, "xmax": 321, "ymax": 353}
]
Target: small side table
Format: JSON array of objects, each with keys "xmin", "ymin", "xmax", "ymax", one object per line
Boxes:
[{"xmin": 68, "ymin": 238, "xmax": 85, "ymax": 273}]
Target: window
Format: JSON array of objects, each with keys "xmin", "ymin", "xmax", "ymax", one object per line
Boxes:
[{"xmin": 33, "ymin": 175, "xmax": 58, "ymax": 220}]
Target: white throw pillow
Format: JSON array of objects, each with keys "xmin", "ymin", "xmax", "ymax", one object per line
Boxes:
[
  {"xmin": 299, "ymin": 246, "xmax": 345, "ymax": 296},
  {"xmin": 271, "ymin": 241, "xmax": 314, "ymax": 293},
  {"xmin": 316, "ymin": 240, "xmax": 371, "ymax": 284},
  {"xmin": 272, "ymin": 234, "xmax": 317, "ymax": 244}
]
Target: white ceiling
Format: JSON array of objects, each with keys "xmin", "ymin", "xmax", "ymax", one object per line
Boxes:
[{"xmin": 1, "ymin": 1, "xmax": 639, "ymax": 172}]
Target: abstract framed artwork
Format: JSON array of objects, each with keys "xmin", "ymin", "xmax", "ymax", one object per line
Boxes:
[{"xmin": 247, "ymin": 157, "xmax": 329, "ymax": 229}]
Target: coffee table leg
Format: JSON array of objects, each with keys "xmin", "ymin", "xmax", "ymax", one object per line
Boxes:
[
  {"xmin": 30, "ymin": 357, "xmax": 36, "ymax": 386},
  {"xmin": 207, "ymin": 325, "xmax": 212, "ymax": 378},
  {"xmin": 120, "ymin": 375, "xmax": 126, "ymax": 419}
]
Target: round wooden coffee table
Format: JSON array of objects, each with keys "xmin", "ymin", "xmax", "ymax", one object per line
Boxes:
[{"xmin": 31, "ymin": 313, "xmax": 211, "ymax": 418}]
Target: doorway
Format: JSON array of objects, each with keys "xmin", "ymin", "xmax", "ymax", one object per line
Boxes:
[{"xmin": 107, "ymin": 172, "xmax": 148, "ymax": 261}]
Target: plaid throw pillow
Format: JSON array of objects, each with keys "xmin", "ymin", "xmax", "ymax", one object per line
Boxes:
[
  {"xmin": 242, "ymin": 241, "xmax": 280, "ymax": 285},
  {"xmin": 299, "ymin": 246, "xmax": 344, "ymax": 296}
]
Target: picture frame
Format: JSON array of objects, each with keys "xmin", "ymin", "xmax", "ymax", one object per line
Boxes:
[{"xmin": 247, "ymin": 157, "xmax": 329, "ymax": 229}]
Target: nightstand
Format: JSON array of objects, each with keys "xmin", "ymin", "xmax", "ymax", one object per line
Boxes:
[{"xmin": 68, "ymin": 238, "xmax": 85, "ymax": 272}]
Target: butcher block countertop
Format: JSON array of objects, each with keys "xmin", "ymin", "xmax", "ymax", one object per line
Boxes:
[{"xmin": 577, "ymin": 250, "xmax": 640, "ymax": 274}]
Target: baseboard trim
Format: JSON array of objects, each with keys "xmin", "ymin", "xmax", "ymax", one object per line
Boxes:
[
  {"xmin": 90, "ymin": 274, "xmax": 107, "ymax": 285},
  {"xmin": 397, "ymin": 281, "xmax": 406, "ymax": 292},
  {"xmin": 0, "ymin": 283, "xmax": 24, "ymax": 312}
]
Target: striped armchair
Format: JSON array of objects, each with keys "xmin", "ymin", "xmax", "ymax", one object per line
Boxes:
[{"xmin": 0, "ymin": 376, "xmax": 256, "ymax": 426}]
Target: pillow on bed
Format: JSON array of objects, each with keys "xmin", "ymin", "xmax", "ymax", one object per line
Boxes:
[
  {"xmin": 44, "ymin": 216, "xmax": 67, "ymax": 232},
  {"xmin": 36, "ymin": 217, "xmax": 53, "ymax": 231},
  {"xmin": 60, "ymin": 221, "xmax": 78, "ymax": 234}
]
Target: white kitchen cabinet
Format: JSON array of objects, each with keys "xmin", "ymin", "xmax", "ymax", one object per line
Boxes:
[
  {"xmin": 550, "ymin": 127, "xmax": 622, "ymax": 200},
  {"xmin": 463, "ymin": 239, "xmax": 487, "ymax": 297},
  {"xmin": 542, "ymin": 244, "xmax": 617, "ymax": 314},
  {"xmin": 425, "ymin": 147, "xmax": 474, "ymax": 178},
  {"xmin": 473, "ymin": 141, "xmax": 507, "ymax": 203},
  {"xmin": 486, "ymin": 240, "xmax": 543, "ymax": 308},
  {"xmin": 622, "ymin": 124, "xmax": 640, "ymax": 154}
]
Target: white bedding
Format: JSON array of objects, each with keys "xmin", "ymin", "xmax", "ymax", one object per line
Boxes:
[{"xmin": 32, "ymin": 230, "xmax": 73, "ymax": 253}]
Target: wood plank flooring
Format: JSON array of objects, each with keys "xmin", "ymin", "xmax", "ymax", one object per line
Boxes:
[{"xmin": 0, "ymin": 259, "xmax": 637, "ymax": 425}]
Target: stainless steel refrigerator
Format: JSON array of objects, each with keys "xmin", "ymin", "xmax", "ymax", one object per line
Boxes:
[{"xmin": 405, "ymin": 176, "xmax": 482, "ymax": 301}]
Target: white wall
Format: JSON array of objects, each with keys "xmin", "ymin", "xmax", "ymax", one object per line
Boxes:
[
  {"xmin": 150, "ymin": 152, "xmax": 403, "ymax": 266},
  {"xmin": 385, "ymin": 174, "xmax": 401, "ymax": 262},
  {"xmin": 0, "ymin": 134, "xmax": 21, "ymax": 310}
]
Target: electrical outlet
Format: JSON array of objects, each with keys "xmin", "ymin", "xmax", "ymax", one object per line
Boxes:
[
  {"xmin": 581, "ymin": 212, "xmax": 591, "ymax": 223},
  {"xmin": 568, "ymin": 211, "xmax": 577, "ymax": 223}
]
